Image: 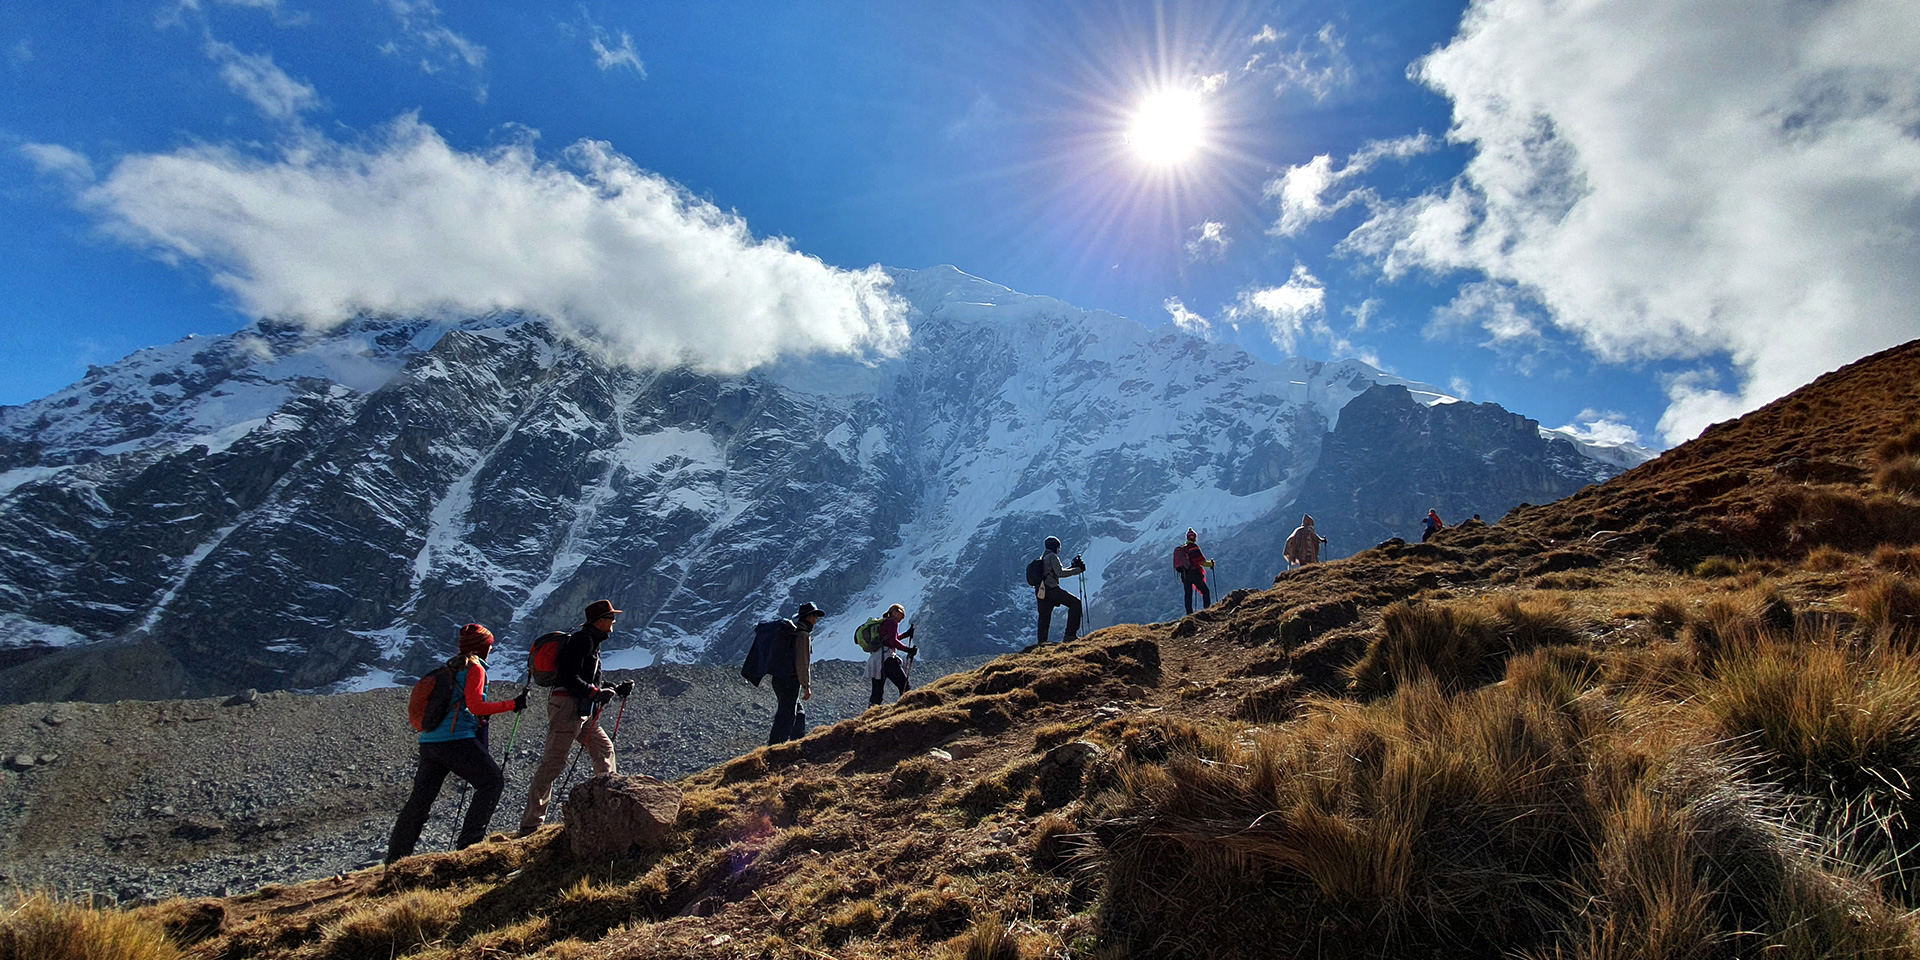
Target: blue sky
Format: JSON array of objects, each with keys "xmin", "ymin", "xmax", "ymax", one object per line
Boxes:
[{"xmin": 4, "ymin": 1, "xmax": 1917, "ymax": 448}]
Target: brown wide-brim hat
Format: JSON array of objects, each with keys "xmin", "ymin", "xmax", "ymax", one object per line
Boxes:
[{"xmin": 584, "ymin": 599, "xmax": 623, "ymax": 622}]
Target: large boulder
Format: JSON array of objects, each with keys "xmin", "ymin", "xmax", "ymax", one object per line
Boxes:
[{"xmin": 563, "ymin": 774, "xmax": 683, "ymax": 860}]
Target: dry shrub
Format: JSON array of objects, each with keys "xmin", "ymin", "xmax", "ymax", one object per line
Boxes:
[
  {"xmin": 1698, "ymin": 632, "xmax": 1920, "ymax": 903},
  {"xmin": 1877, "ymin": 427, "xmax": 1920, "ymax": 464},
  {"xmin": 946, "ymin": 913, "xmax": 1025, "ymax": 960},
  {"xmin": 1683, "ymin": 586, "xmax": 1793, "ymax": 668},
  {"xmin": 1876, "ymin": 457, "xmax": 1920, "ymax": 498},
  {"xmin": 1093, "ymin": 649, "xmax": 1918, "ymax": 960},
  {"xmin": 823, "ymin": 899, "xmax": 883, "ymax": 945},
  {"xmin": 1800, "ymin": 544, "xmax": 1854, "ymax": 573},
  {"xmin": 1693, "ymin": 556, "xmax": 1744, "ymax": 579},
  {"xmin": 0, "ymin": 893, "xmax": 182, "ymax": 960},
  {"xmin": 1849, "ymin": 574, "xmax": 1920, "ymax": 648},
  {"xmin": 320, "ymin": 889, "xmax": 462, "ymax": 960},
  {"xmin": 1347, "ymin": 597, "xmax": 1581, "ymax": 695},
  {"xmin": 1030, "ymin": 815, "xmax": 1082, "ymax": 874},
  {"xmin": 1765, "ymin": 485, "xmax": 1920, "ymax": 553},
  {"xmin": 1873, "ymin": 544, "xmax": 1920, "ymax": 577},
  {"xmin": 887, "ymin": 756, "xmax": 949, "ymax": 798}
]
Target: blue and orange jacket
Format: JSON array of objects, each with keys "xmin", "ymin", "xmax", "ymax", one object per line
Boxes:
[{"xmin": 419, "ymin": 658, "xmax": 517, "ymax": 743}]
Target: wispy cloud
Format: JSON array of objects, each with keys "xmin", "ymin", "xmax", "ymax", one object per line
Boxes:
[
  {"xmin": 160, "ymin": 0, "xmax": 308, "ymax": 30},
  {"xmin": 9, "ymin": 39, "xmax": 32, "ymax": 68},
  {"xmin": 1338, "ymin": 0, "xmax": 1920, "ymax": 444},
  {"xmin": 1228, "ymin": 264, "xmax": 1326, "ymax": 354},
  {"xmin": 1246, "ymin": 22, "xmax": 1355, "ymax": 102},
  {"xmin": 1185, "ymin": 220, "xmax": 1229, "ymax": 261},
  {"xmin": 1164, "ymin": 297, "xmax": 1211, "ymax": 337},
  {"xmin": 380, "ymin": 0, "xmax": 487, "ymax": 100},
  {"xmin": 588, "ymin": 26, "xmax": 643, "ymax": 75},
  {"xmin": 944, "ymin": 93, "xmax": 1010, "ymax": 142},
  {"xmin": 66, "ymin": 117, "xmax": 910, "ymax": 374},
  {"xmin": 205, "ymin": 40, "xmax": 319, "ymax": 121},
  {"xmin": 1552, "ymin": 410, "xmax": 1643, "ymax": 448},
  {"xmin": 19, "ymin": 143, "xmax": 96, "ymax": 187},
  {"xmin": 1266, "ymin": 134, "xmax": 1434, "ymax": 236}
]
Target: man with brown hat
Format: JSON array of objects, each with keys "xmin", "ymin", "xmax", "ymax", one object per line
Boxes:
[{"xmin": 516, "ymin": 599, "xmax": 634, "ymax": 835}]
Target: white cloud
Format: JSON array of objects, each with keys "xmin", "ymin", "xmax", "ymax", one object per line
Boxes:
[
  {"xmin": 1448, "ymin": 377, "xmax": 1473, "ymax": 400},
  {"xmin": 1266, "ymin": 134, "xmax": 1433, "ymax": 236},
  {"xmin": 381, "ymin": 0, "xmax": 486, "ymax": 98},
  {"xmin": 74, "ymin": 117, "xmax": 910, "ymax": 375},
  {"xmin": 571, "ymin": 11, "xmax": 644, "ymax": 76},
  {"xmin": 1428, "ymin": 280, "xmax": 1540, "ymax": 343},
  {"xmin": 1553, "ymin": 410, "xmax": 1643, "ymax": 448},
  {"xmin": 944, "ymin": 93, "xmax": 1010, "ymax": 142},
  {"xmin": 9, "ymin": 40, "xmax": 32, "ymax": 67},
  {"xmin": 19, "ymin": 143, "xmax": 95, "ymax": 187},
  {"xmin": 205, "ymin": 40, "xmax": 319, "ymax": 120},
  {"xmin": 1344, "ymin": 297, "xmax": 1381, "ymax": 332},
  {"xmin": 1229, "ymin": 264, "xmax": 1325, "ymax": 353},
  {"xmin": 1164, "ymin": 297, "xmax": 1211, "ymax": 337},
  {"xmin": 1341, "ymin": 0, "xmax": 1920, "ymax": 444},
  {"xmin": 160, "ymin": 0, "xmax": 308, "ymax": 29},
  {"xmin": 1247, "ymin": 23, "xmax": 1355, "ymax": 102},
  {"xmin": 1185, "ymin": 220, "xmax": 1229, "ymax": 261}
]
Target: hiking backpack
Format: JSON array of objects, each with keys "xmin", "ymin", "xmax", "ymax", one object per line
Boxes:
[
  {"xmin": 407, "ymin": 664, "xmax": 461, "ymax": 733},
  {"xmin": 529, "ymin": 631, "xmax": 570, "ymax": 686},
  {"xmin": 741, "ymin": 619, "xmax": 796, "ymax": 687},
  {"xmin": 854, "ymin": 617, "xmax": 886, "ymax": 653},
  {"xmin": 1025, "ymin": 556, "xmax": 1046, "ymax": 588},
  {"xmin": 1173, "ymin": 544, "xmax": 1192, "ymax": 570}
]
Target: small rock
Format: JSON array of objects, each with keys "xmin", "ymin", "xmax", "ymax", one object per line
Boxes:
[
  {"xmin": 8, "ymin": 755, "xmax": 35, "ymax": 771},
  {"xmin": 36, "ymin": 753, "xmax": 58, "ymax": 766},
  {"xmin": 1094, "ymin": 705, "xmax": 1123, "ymax": 720},
  {"xmin": 926, "ymin": 749, "xmax": 953, "ymax": 762},
  {"xmin": 41, "ymin": 714, "xmax": 64, "ymax": 727},
  {"xmin": 1124, "ymin": 684, "xmax": 1150, "ymax": 700},
  {"xmin": 222, "ymin": 689, "xmax": 258, "ymax": 707},
  {"xmin": 1043, "ymin": 740, "xmax": 1104, "ymax": 769}
]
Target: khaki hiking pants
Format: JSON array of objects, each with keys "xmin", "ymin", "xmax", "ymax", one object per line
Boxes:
[{"xmin": 518, "ymin": 691, "xmax": 615, "ymax": 834}]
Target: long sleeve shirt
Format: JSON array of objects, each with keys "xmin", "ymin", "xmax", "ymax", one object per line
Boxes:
[
  {"xmin": 1042, "ymin": 550, "xmax": 1085, "ymax": 591},
  {"xmin": 419, "ymin": 659, "xmax": 516, "ymax": 743},
  {"xmin": 555, "ymin": 624, "xmax": 605, "ymax": 702}
]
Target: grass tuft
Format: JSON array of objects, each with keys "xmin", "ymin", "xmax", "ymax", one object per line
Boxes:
[
  {"xmin": 0, "ymin": 892, "xmax": 182, "ymax": 960},
  {"xmin": 1346, "ymin": 597, "xmax": 1581, "ymax": 695},
  {"xmin": 319, "ymin": 889, "xmax": 462, "ymax": 960}
]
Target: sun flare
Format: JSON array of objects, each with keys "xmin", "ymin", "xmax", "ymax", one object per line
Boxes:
[{"xmin": 1126, "ymin": 89, "xmax": 1207, "ymax": 166}]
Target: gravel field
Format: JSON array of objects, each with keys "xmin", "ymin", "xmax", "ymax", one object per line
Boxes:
[{"xmin": 0, "ymin": 657, "xmax": 985, "ymax": 903}]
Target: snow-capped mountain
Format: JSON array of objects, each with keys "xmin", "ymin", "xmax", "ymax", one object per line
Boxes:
[{"xmin": 0, "ymin": 266, "xmax": 1649, "ymax": 701}]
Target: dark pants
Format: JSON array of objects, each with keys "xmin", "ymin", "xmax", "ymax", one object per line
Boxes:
[
  {"xmin": 1183, "ymin": 570, "xmax": 1211, "ymax": 614},
  {"xmin": 869, "ymin": 656, "xmax": 910, "ymax": 706},
  {"xmin": 768, "ymin": 674, "xmax": 807, "ymax": 745},
  {"xmin": 1037, "ymin": 585, "xmax": 1082, "ymax": 645},
  {"xmin": 387, "ymin": 733, "xmax": 504, "ymax": 863}
]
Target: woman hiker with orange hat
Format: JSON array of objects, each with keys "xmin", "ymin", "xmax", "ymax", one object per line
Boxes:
[{"xmin": 386, "ymin": 623, "xmax": 527, "ymax": 863}]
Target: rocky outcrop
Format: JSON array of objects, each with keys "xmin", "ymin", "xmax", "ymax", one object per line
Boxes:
[{"xmin": 564, "ymin": 774, "xmax": 683, "ymax": 860}]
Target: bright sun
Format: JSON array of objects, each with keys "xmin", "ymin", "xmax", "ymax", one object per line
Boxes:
[{"xmin": 1126, "ymin": 88, "xmax": 1207, "ymax": 166}]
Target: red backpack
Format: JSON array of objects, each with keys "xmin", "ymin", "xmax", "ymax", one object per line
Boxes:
[
  {"xmin": 529, "ymin": 631, "xmax": 570, "ymax": 686},
  {"xmin": 407, "ymin": 664, "xmax": 459, "ymax": 733},
  {"xmin": 1172, "ymin": 543, "xmax": 1193, "ymax": 570}
]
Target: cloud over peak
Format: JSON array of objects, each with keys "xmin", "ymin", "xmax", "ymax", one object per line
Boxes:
[{"xmin": 75, "ymin": 117, "xmax": 910, "ymax": 374}]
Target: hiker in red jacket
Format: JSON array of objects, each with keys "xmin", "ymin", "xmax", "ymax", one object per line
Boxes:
[
  {"xmin": 1174, "ymin": 528, "xmax": 1216, "ymax": 615},
  {"xmin": 1422, "ymin": 509, "xmax": 1444, "ymax": 542},
  {"xmin": 386, "ymin": 623, "xmax": 527, "ymax": 863}
]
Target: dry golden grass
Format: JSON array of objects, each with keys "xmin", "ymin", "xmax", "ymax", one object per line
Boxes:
[
  {"xmin": 319, "ymin": 888, "xmax": 463, "ymax": 960},
  {"xmin": 0, "ymin": 892, "xmax": 182, "ymax": 960},
  {"xmin": 1875, "ymin": 544, "xmax": 1920, "ymax": 577},
  {"xmin": 1346, "ymin": 596, "xmax": 1582, "ymax": 694},
  {"xmin": 945, "ymin": 913, "xmax": 1025, "ymax": 960},
  {"xmin": 1849, "ymin": 574, "xmax": 1920, "ymax": 647},
  {"xmin": 1876, "ymin": 457, "xmax": 1920, "ymax": 498}
]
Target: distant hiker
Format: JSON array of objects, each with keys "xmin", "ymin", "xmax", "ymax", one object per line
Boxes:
[
  {"xmin": 1174, "ymin": 528, "xmax": 1215, "ymax": 615},
  {"xmin": 769, "ymin": 602, "xmax": 824, "ymax": 745},
  {"xmin": 516, "ymin": 599, "xmax": 635, "ymax": 836},
  {"xmin": 1422, "ymin": 509, "xmax": 1445, "ymax": 543},
  {"xmin": 1283, "ymin": 515, "xmax": 1326, "ymax": 569},
  {"xmin": 386, "ymin": 623, "xmax": 527, "ymax": 863},
  {"xmin": 1035, "ymin": 536, "xmax": 1087, "ymax": 646},
  {"xmin": 866, "ymin": 604, "xmax": 918, "ymax": 707}
]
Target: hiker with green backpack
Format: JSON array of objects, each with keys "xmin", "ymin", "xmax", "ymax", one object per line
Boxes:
[
  {"xmin": 386, "ymin": 623, "xmax": 528, "ymax": 864},
  {"xmin": 860, "ymin": 603, "xmax": 918, "ymax": 707}
]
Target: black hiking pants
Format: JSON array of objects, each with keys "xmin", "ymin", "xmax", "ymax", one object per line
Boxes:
[
  {"xmin": 1037, "ymin": 585, "xmax": 1082, "ymax": 645},
  {"xmin": 768, "ymin": 674, "xmax": 807, "ymax": 745},
  {"xmin": 869, "ymin": 656, "xmax": 910, "ymax": 706},
  {"xmin": 1183, "ymin": 569, "xmax": 1211, "ymax": 614},
  {"xmin": 387, "ymin": 734, "xmax": 504, "ymax": 863}
]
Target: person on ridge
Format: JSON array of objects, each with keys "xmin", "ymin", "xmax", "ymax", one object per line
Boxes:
[
  {"xmin": 1175, "ymin": 528, "xmax": 1216, "ymax": 615},
  {"xmin": 769, "ymin": 601, "xmax": 824, "ymax": 745},
  {"xmin": 1283, "ymin": 515, "xmax": 1326, "ymax": 569},
  {"xmin": 517, "ymin": 599, "xmax": 634, "ymax": 836},
  {"xmin": 1035, "ymin": 536, "xmax": 1087, "ymax": 646},
  {"xmin": 387, "ymin": 623, "xmax": 527, "ymax": 863},
  {"xmin": 1422, "ymin": 509, "xmax": 1445, "ymax": 542},
  {"xmin": 867, "ymin": 603, "xmax": 917, "ymax": 707}
]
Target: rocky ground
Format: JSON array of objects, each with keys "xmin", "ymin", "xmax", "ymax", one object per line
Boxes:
[{"xmin": 0, "ymin": 657, "xmax": 985, "ymax": 904}]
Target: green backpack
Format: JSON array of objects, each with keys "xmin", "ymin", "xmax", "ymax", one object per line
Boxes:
[{"xmin": 854, "ymin": 617, "xmax": 886, "ymax": 653}]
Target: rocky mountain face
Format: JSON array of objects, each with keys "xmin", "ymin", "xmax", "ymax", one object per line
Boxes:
[{"xmin": 0, "ymin": 267, "xmax": 1647, "ymax": 701}]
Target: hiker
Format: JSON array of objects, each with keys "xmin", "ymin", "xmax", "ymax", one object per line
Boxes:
[
  {"xmin": 516, "ymin": 599, "xmax": 635, "ymax": 836},
  {"xmin": 1283, "ymin": 515, "xmax": 1326, "ymax": 569},
  {"xmin": 1174, "ymin": 528, "xmax": 1216, "ymax": 615},
  {"xmin": 769, "ymin": 602, "xmax": 824, "ymax": 745},
  {"xmin": 1422, "ymin": 509, "xmax": 1445, "ymax": 542},
  {"xmin": 866, "ymin": 603, "xmax": 918, "ymax": 706},
  {"xmin": 1035, "ymin": 536, "xmax": 1087, "ymax": 646},
  {"xmin": 386, "ymin": 623, "xmax": 527, "ymax": 863}
]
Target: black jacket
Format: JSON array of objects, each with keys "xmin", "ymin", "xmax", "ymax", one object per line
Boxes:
[{"xmin": 556, "ymin": 624, "xmax": 606, "ymax": 701}]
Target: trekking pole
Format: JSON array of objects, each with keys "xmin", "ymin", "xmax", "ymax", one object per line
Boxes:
[{"xmin": 609, "ymin": 692, "xmax": 629, "ymax": 745}]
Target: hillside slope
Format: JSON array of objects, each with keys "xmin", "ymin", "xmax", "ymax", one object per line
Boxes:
[{"xmin": 9, "ymin": 341, "xmax": 1916, "ymax": 959}]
